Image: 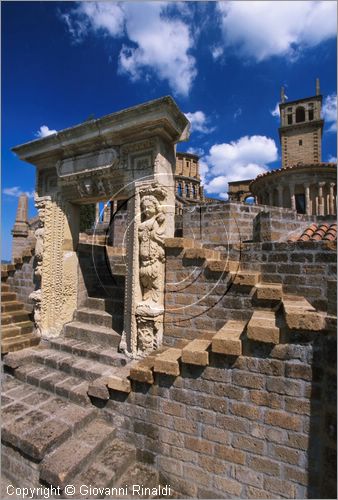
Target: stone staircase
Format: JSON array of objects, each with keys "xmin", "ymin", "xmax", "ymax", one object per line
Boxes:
[
  {"xmin": 90, "ymin": 238, "xmax": 329, "ymax": 397},
  {"xmin": 4, "ymin": 291, "xmax": 130, "ymax": 406},
  {"xmin": 1, "ymin": 270, "xmax": 39, "ymax": 354},
  {"xmin": 1, "ymin": 375, "xmax": 162, "ymax": 497}
]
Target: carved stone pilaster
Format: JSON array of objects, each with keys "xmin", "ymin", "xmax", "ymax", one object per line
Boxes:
[{"xmin": 37, "ymin": 194, "xmax": 78, "ymax": 337}]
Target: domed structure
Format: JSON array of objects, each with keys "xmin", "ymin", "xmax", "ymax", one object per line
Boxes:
[{"xmin": 231, "ymin": 79, "xmax": 337, "ymax": 215}]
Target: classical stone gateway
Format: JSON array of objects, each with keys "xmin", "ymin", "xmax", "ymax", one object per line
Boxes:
[{"xmin": 12, "ymin": 97, "xmax": 189, "ymax": 357}]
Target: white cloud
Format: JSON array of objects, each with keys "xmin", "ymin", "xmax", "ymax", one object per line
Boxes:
[
  {"xmin": 202, "ymin": 135, "xmax": 278, "ymax": 198},
  {"xmin": 233, "ymin": 107, "xmax": 242, "ymax": 120},
  {"xmin": 35, "ymin": 125, "xmax": 57, "ymax": 138},
  {"xmin": 184, "ymin": 111, "xmax": 215, "ymax": 134},
  {"xmin": 211, "ymin": 45, "xmax": 224, "ymax": 61},
  {"xmin": 3, "ymin": 187, "xmax": 34, "ymax": 199},
  {"xmin": 328, "ymin": 155, "xmax": 337, "ymax": 163},
  {"xmin": 62, "ymin": 2, "xmax": 197, "ymax": 96},
  {"xmin": 216, "ymin": 1, "xmax": 337, "ymax": 62},
  {"xmin": 187, "ymin": 146, "xmax": 205, "ymax": 157},
  {"xmin": 322, "ymin": 94, "xmax": 337, "ymax": 132},
  {"xmin": 271, "ymin": 102, "xmax": 280, "ymax": 118}
]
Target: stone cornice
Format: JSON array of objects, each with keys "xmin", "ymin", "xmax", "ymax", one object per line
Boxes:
[
  {"xmin": 250, "ymin": 162, "xmax": 337, "ymax": 191},
  {"xmin": 278, "ymin": 119, "xmax": 324, "ymax": 136},
  {"xmin": 12, "ymin": 96, "xmax": 190, "ymax": 168}
]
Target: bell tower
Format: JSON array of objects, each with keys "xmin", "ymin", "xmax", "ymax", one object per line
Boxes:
[{"xmin": 278, "ymin": 78, "xmax": 324, "ymax": 168}]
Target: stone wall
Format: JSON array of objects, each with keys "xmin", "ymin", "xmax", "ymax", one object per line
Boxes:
[
  {"xmin": 182, "ymin": 202, "xmax": 313, "ymax": 244},
  {"xmin": 7, "ymin": 256, "xmax": 35, "ymax": 312},
  {"xmin": 226, "ymin": 241, "xmax": 336, "ymax": 312},
  {"xmin": 102, "ymin": 337, "xmax": 336, "ymax": 499}
]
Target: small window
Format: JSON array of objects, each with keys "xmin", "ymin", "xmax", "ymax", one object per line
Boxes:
[
  {"xmin": 308, "ymin": 110, "xmax": 314, "ymax": 120},
  {"xmin": 299, "ymin": 139, "xmax": 303, "ymax": 146},
  {"xmin": 192, "ymin": 185, "xmax": 196, "ymax": 198},
  {"xmin": 177, "ymin": 183, "xmax": 182, "ymax": 196},
  {"xmin": 185, "ymin": 184, "xmax": 190, "ymax": 197},
  {"xmin": 287, "ymin": 114, "xmax": 293, "ymax": 125}
]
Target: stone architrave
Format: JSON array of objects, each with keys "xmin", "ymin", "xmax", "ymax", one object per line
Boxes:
[{"xmin": 13, "ymin": 97, "xmax": 189, "ymax": 352}]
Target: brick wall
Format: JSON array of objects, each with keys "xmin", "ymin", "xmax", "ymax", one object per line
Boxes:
[
  {"xmin": 102, "ymin": 338, "xmax": 336, "ymax": 499},
  {"xmin": 224, "ymin": 241, "xmax": 336, "ymax": 312},
  {"xmin": 182, "ymin": 202, "xmax": 313, "ymax": 244},
  {"xmin": 7, "ymin": 256, "xmax": 35, "ymax": 312}
]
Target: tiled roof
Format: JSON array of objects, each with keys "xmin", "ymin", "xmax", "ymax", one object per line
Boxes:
[
  {"xmin": 250, "ymin": 162, "xmax": 336, "ymax": 186},
  {"xmin": 288, "ymin": 223, "xmax": 337, "ymax": 242}
]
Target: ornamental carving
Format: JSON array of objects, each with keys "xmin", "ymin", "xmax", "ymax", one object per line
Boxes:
[{"xmin": 135, "ymin": 184, "xmax": 167, "ymax": 356}]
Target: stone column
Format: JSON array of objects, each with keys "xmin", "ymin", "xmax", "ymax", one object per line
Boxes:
[
  {"xmin": 277, "ymin": 185, "xmax": 283, "ymax": 207},
  {"xmin": 103, "ymin": 202, "xmax": 111, "ymax": 224},
  {"xmin": 305, "ymin": 184, "xmax": 311, "ymax": 215},
  {"xmin": 268, "ymin": 190, "xmax": 274, "ymax": 206},
  {"xmin": 11, "ymin": 194, "xmax": 29, "ymax": 259},
  {"xmin": 289, "ymin": 184, "xmax": 296, "ymax": 211},
  {"xmin": 95, "ymin": 202, "xmax": 100, "ymax": 223},
  {"xmin": 318, "ymin": 182, "xmax": 325, "ymax": 216},
  {"xmin": 329, "ymin": 183, "xmax": 335, "ymax": 215}
]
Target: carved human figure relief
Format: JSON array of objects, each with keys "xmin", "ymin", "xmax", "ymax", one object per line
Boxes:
[
  {"xmin": 134, "ymin": 184, "xmax": 167, "ymax": 356},
  {"xmin": 138, "ymin": 194, "xmax": 166, "ymax": 307},
  {"xmin": 34, "ymin": 224, "xmax": 44, "ymax": 279}
]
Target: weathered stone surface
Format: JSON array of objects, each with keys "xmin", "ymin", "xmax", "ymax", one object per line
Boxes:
[
  {"xmin": 153, "ymin": 348, "xmax": 182, "ymax": 376},
  {"xmin": 181, "ymin": 339, "xmax": 212, "ymax": 366},
  {"xmin": 212, "ymin": 321, "xmax": 245, "ymax": 355},
  {"xmin": 247, "ymin": 310, "xmax": 280, "ymax": 344},
  {"xmin": 255, "ymin": 283, "xmax": 283, "ymax": 301},
  {"xmin": 40, "ymin": 419, "xmax": 115, "ymax": 488},
  {"xmin": 283, "ymin": 296, "xmax": 326, "ymax": 330}
]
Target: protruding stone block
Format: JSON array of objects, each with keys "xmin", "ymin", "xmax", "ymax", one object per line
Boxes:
[
  {"xmin": 153, "ymin": 348, "xmax": 182, "ymax": 376},
  {"xmin": 181, "ymin": 339, "xmax": 212, "ymax": 366},
  {"xmin": 212, "ymin": 321, "xmax": 245, "ymax": 355},
  {"xmin": 256, "ymin": 283, "xmax": 283, "ymax": 301},
  {"xmin": 247, "ymin": 310, "xmax": 280, "ymax": 344}
]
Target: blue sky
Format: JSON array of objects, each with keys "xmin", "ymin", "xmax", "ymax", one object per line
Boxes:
[{"xmin": 2, "ymin": 1, "xmax": 337, "ymax": 260}]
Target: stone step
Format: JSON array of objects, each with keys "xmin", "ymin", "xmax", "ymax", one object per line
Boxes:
[
  {"xmin": 165, "ymin": 237, "xmax": 203, "ymax": 249},
  {"xmin": 1, "ymin": 301, "xmax": 24, "ymax": 313},
  {"xmin": 184, "ymin": 247, "xmax": 221, "ymax": 262},
  {"xmin": 232, "ymin": 271, "xmax": 261, "ymax": 286},
  {"xmin": 75, "ymin": 307, "xmax": 113, "ymax": 328},
  {"xmin": 206, "ymin": 259, "xmax": 240, "ymax": 274},
  {"xmin": 181, "ymin": 335, "xmax": 214, "ymax": 366},
  {"xmin": 255, "ymin": 282, "xmax": 283, "ymax": 302},
  {"xmin": 247, "ymin": 309, "xmax": 280, "ymax": 344},
  {"xmin": 2, "ymin": 264, "xmax": 15, "ymax": 272},
  {"xmin": 2, "ymin": 333, "xmax": 40, "ymax": 354},
  {"xmin": 1, "ymin": 283, "xmax": 10, "ymax": 292},
  {"xmin": 2, "ymin": 381, "xmax": 96, "ymax": 462},
  {"xmin": 65, "ymin": 438, "xmax": 136, "ymax": 499},
  {"xmin": 212, "ymin": 320, "xmax": 246, "ymax": 356},
  {"xmin": 282, "ymin": 295, "xmax": 326, "ymax": 331},
  {"xmin": 108, "ymin": 463, "xmax": 161, "ymax": 499},
  {"xmin": 2, "ymin": 310, "xmax": 31, "ymax": 325},
  {"xmin": 85, "ymin": 297, "xmax": 124, "ymax": 318},
  {"xmin": 40, "ymin": 419, "xmax": 116, "ymax": 489},
  {"xmin": 49, "ymin": 337, "xmax": 127, "ymax": 367},
  {"xmin": 63, "ymin": 321, "xmax": 121, "ymax": 348},
  {"xmin": 1, "ymin": 292, "xmax": 17, "ymax": 302},
  {"xmin": 32, "ymin": 348, "xmax": 118, "ymax": 382},
  {"xmin": 13, "ymin": 362, "xmax": 91, "ymax": 405},
  {"xmin": 107, "ymin": 363, "xmax": 137, "ymax": 394},
  {"xmin": 2, "ymin": 320, "xmax": 34, "ymax": 339}
]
